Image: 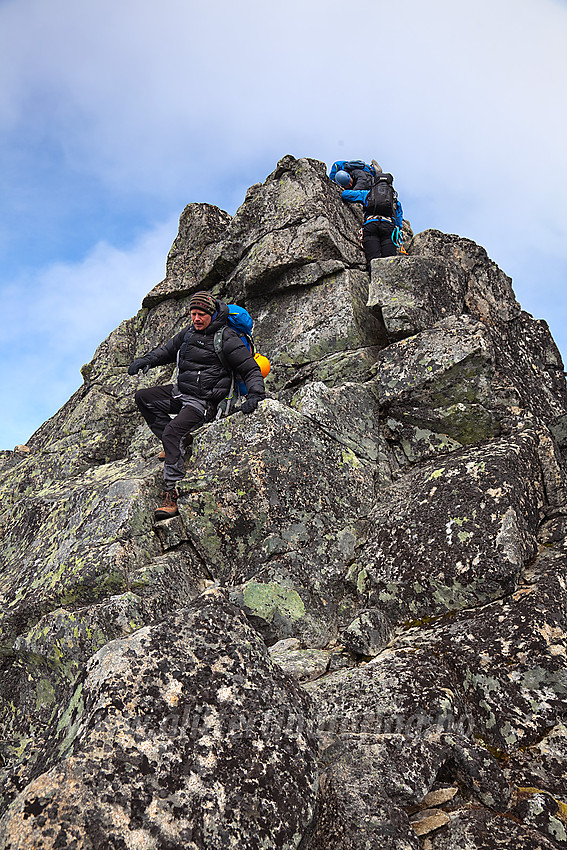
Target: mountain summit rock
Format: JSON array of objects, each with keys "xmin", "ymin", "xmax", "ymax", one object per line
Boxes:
[{"xmin": 1, "ymin": 155, "xmax": 567, "ymax": 849}]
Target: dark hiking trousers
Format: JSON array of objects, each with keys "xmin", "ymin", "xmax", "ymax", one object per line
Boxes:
[
  {"xmin": 362, "ymin": 218, "xmax": 397, "ymax": 272},
  {"xmin": 135, "ymin": 384, "xmax": 206, "ymax": 487}
]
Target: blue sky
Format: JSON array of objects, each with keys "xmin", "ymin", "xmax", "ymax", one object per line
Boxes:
[{"xmin": 1, "ymin": 0, "xmax": 567, "ymax": 449}]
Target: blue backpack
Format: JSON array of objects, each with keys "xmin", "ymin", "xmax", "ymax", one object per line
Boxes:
[
  {"xmin": 213, "ymin": 304, "xmax": 256, "ymax": 412},
  {"xmin": 226, "ymin": 304, "xmax": 254, "ymax": 345},
  {"xmin": 344, "ymin": 160, "xmax": 376, "ymax": 177}
]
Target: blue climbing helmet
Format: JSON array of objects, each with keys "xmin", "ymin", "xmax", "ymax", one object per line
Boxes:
[{"xmin": 334, "ymin": 170, "xmax": 352, "ymax": 188}]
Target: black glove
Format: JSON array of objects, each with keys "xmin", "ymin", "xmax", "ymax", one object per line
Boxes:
[
  {"xmin": 237, "ymin": 393, "xmax": 263, "ymax": 414},
  {"xmin": 128, "ymin": 357, "xmax": 150, "ymax": 376}
]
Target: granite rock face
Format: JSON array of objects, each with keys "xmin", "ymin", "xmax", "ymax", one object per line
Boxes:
[
  {"xmin": 0, "ymin": 592, "xmax": 318, "ymax": 850},
  {"xmin": 1, "ymin": 155, "xmax": 567, "ymax": 848}
]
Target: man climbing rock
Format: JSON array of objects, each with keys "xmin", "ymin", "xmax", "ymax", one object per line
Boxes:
[
  {"xmin": 128, "ymin": 291, "xmax": 266, "ymax": 521},
  {"xmin": 330, "ymin": 159, "xmax": 377, "ymax": 192},
  {"xmin": 329, "ymin": 159, "xmax": 404, "ymax": 270}
]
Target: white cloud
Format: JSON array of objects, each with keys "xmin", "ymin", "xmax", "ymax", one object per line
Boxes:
[
  {"xmin": 0, "ymin": 217, "xmax": 177, "ymax": 448},
  {"xmin": 2, "ymin": 217, "xmax": 176, "ymax": 344},
  {"xmin": 2, "ymin": 0, "xmax": 566, "ymax": 218}
]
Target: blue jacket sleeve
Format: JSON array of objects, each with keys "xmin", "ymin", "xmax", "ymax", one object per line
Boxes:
[{"xmin": 341, "ymin": 189, "xmax": 368, "ymax": 205}]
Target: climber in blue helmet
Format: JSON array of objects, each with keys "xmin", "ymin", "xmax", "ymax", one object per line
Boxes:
[
  {"xmin": 334, "ymin": 170, "xmax": 353, "ymax": 188},
  {"xmin": 329, "ymin": 160, "xmax": 375, "ymax": 192},
  {"xmin": 329, "ymin": 159, "xmax": 405, "ymax": 271}
]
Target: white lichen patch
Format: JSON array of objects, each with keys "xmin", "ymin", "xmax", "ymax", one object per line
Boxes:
[
  {"xmin": 216, "ymin": 686, "xmax": 234, "ymax": 702},
  {"xmin": 163, "ymin": 678, "xmax": 183, "ymax": 707}
]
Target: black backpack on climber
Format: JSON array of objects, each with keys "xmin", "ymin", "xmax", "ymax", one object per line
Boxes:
[{"xmin": 364, "ymin": 172, "xmax": 398, "ymax": 218}]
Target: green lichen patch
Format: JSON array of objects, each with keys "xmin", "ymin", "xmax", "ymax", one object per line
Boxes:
[{"xmin": 241, "ymin": 580, "xmax": 306, "ymax": 623}]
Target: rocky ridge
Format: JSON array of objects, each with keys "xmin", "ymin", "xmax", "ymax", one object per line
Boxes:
[{"xmin": 0, "ymin": 155, "xmax": 567, "ymax": 848}]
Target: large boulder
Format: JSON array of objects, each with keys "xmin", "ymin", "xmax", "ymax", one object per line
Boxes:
[
  {"xmin": 178, "ymin": 399, "xmax": 375, "ymax": 647},
  {"xmin": 250, "ymin": 266, "xmax": 388, "ymax": 393},
  {"xmin": 368, "ymin": 254, "xmax": 468, "ymax": 341},
  {"xmin": 0, "ymin": 592, "xmax": 318, "ymax": 849},
  {"xmin": 347, "ymin": 427, "xmax": 559, "ymax": 630}
]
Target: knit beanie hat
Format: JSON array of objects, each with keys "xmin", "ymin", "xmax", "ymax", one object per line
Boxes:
[{"xmin": 189, "ymin": 291, "xmax": 217, "ymax": 316}]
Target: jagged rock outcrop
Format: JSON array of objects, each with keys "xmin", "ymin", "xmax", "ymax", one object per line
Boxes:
[{"xmin": 1, "ymin": 155, "xmax": 567, "ymax": 848}]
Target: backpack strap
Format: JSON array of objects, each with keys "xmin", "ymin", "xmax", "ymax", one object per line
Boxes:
[
  {"xmin": 213, "ymin": 327, "xmax": 231, "ymax": 372},
  {"xmin": 242, "ymin": 332, "xmax": 255, "ymax": 355}
]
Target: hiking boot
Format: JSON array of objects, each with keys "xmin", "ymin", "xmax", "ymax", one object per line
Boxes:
[
  {"xmin": 158, "ymin": 450, "xmax": 166, "ymax": 460},
  {"xmin": 154, "ymin": 489, "xmax": 179, "ymax": 521}
]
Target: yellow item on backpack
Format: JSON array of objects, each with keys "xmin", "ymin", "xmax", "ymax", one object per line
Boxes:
[{"xmin": 254, "ymin": 353, "xmax": 271, "ymax": 378}]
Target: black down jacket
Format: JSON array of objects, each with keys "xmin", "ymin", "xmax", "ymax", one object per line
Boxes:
[
  {"xmin": 142, "ymin": 301, "xmax": 266, "ymax": 404},
  {"xmin": 346, "ymin": 164, "xmax": 374, "ymax": 191}
]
